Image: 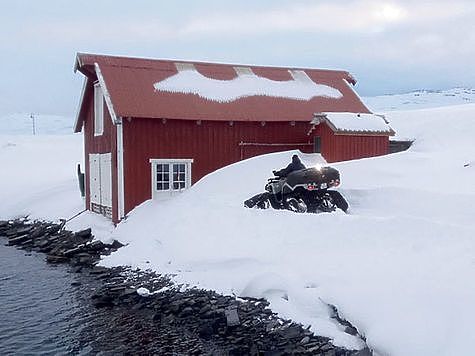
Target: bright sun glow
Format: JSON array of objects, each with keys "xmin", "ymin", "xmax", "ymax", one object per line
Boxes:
[{"xmin": 378, "ymin": 4, "xmax": 405, "ymax": 22}]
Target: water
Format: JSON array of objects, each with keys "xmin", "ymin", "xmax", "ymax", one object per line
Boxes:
[{"xmin": 0, "ymin": 243, "xmax": 93, "ymax": 355}]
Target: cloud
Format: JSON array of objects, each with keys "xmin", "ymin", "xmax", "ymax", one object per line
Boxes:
[
  {"xmin": 180, "ymin": 1, "xmax": 410, "ymax": 36},
  {"xmin": 178, "ymin": 0, "xmax": 474, "ymax": 37},
  {"xmin": 3, "ymin": 0, "xmax": 474, "ymax": 47}
]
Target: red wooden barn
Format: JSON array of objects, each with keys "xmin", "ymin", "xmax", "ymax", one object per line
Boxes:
[{"xmin": 73, "ymin": 53, "xmax": 394, "ymax": 223}]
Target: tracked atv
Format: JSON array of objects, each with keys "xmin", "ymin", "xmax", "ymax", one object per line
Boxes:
[{"xmin": 244, "ymin": 166, "xmax": 349, "ymax": 213}]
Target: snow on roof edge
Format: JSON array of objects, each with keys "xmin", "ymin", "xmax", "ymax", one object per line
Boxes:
[{"xmin": 313, "ymin": 112, "xmax": 395, "ymax": 135}]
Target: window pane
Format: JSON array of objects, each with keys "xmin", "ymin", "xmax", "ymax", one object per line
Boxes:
[
  {"xmin": 171, "ymin": 163, "xmax": 187, "ymax": 190},
  {"xmin": 154, "ymin": 161, "xmax": 190, "ymax": 193},
  {"xmin": 156, "ymin": 163, "xmax": 172, "ymax": 191}
]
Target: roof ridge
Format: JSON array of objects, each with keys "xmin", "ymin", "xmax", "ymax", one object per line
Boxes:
[{"xmin": 76, "ymin": 53, "xmax": 351, "ymax": 75}]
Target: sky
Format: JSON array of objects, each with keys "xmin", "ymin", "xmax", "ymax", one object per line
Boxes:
[{"xmin": 0, "ymin": 0, "xmax": 474, "ymax": 117}]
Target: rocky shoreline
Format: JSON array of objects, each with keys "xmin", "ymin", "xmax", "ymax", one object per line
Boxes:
[{"xmin": 0, "ymin": 219, "xmax": 371, "ymax": 355}]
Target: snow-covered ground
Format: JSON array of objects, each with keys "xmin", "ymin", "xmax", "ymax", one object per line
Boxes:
[
  {"xmin": 1, "ymin": 97, "xmax": 474, "ymax": 355},
  {"xmin": 0, "ymin": 113, "xmax": 73, "ymax": 135},
  {"xmin": 0, "ymin": 134, "xmax": 115, "ymax": 241},
  {"xmin": 364, "ymin": 87, "xmax": 475, "ymax": 112}
]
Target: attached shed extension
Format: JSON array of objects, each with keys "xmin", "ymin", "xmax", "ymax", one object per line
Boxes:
[{"xmin": 310, "ymin": 112, "xmax": 395, "ymax": 162}]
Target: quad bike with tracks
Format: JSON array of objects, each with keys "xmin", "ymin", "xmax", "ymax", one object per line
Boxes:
[{"xmin": 244, "ymin": 166, "xmax": 349, "ymax": 213}]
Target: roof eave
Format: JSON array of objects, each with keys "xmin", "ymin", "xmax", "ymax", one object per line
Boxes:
[
  {"xmin": 94, "ymin": 63, "xmax": 119, "ymax": 125},
  {"xmin": 74, "ymin": 53, "xmax": 98, "ymax": 78},
  {"xmin": 333, "ymin": 129, "xmax": 396, "ymax": 136}
]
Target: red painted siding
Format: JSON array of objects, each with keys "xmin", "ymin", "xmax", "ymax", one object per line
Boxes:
[
  {"xmin": 82, "ymin": 88, "xmax": 118, "ymax": 222},
  {"xmin": 122, "ymin": 118, "xmax": 313, "ymax": 215},
  {"xmin": 82, "ymin": 110, "xmax": 388, "ymax": 222},
  {"xmin": 311, "ymin": 122, "xmax": 388, "ymax": 162}
]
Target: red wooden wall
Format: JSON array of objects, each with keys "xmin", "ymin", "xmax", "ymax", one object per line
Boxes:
[
  {"xmin": 82, "ymin": 87, "xmax": 119, "ymax": 222},
  {"xmin": 81, "ymin": 106, "xmax": 389, "ymax": 222},
  {"xmin": 121, "ymin": 118, "xmax": 313, "ymax": 215},
  {"xmin": 312, "ymin": 122, "xmax": 389, "ymax": 162}
]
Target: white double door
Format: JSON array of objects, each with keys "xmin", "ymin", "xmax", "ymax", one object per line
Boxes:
[{"xmin": 89, "ymin": 153, "xmax": 112, "ymax": 209}]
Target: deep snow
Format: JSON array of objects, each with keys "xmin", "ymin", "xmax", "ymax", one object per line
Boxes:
[{"xmin": 1, "ymin": 100, "xmax": 474, "ymax": 355}]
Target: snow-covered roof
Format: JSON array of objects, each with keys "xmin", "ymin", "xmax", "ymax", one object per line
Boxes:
[
  {"xmin": 313, "ymin": 112, "xmax": 395, "ymax": 136},
  {"xmin": 74, "ymin": 53, "xmax": 372, "ymax": 132},
  {"xmin": 153, "ymin": 63, "xmax": 343, "ymax": 103}
]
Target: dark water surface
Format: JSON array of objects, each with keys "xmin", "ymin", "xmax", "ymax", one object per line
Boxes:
[{"xmin": 0, "ymin": 242, "xmax": 95, "ymax": 355}]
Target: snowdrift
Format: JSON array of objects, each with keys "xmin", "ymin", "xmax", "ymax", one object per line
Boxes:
[{"xmin": 100, "ymin": 104, "xmax": 475, "ymax": 355}]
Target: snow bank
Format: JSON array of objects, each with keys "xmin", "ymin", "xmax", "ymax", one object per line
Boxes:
[
  {"xmin": 0, "ymin": 134, "xmax": 114, "ymax": 242},
  {"xmin": 101, "ymin": 104, "xmax": 475, "ymax": 355},
  {"xmin": 154, "ymin": 65, "xmax": 342, "ymax": 102},
  {"xmin": 385, "ymin": 104, "xmax": 475, "ymax": 147}
]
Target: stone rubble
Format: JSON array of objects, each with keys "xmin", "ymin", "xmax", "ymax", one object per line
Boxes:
[{"xmin": 0, "ymin": 218, "xmax": 372, "ymax": 355}]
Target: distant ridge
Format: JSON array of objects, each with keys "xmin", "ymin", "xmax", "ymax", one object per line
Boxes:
[{"xmin": 363, "ymin": 88, "xmax": 475, "ymax": 112}]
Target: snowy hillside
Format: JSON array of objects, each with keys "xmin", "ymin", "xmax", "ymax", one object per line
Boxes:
[
  {"xmin": 0, "ymin": 113, "xmax": 73, "ymax": 135},
  {"xmin": 1, "ymin": 102, "xmax": 475, "ymax": 355},
  {"xmin": 363, "ymin": 87, "xmax": 475, "ymax": 112}
]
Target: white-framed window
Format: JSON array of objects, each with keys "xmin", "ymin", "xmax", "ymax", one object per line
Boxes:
[
  {"xmin": 150, "ymin": 159, "xmax": 193, "ymax": 199},
  {"xmin": 94, "ymin": 82, "xmax": 104, "ymax": 136}
]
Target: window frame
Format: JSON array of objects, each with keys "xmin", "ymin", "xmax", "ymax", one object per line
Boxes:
[
  {"xmin": 94, "ymin": 82, "xmax": 104, "ymax": 136},
  {"xmin": 150, "ymin": 159, "xmax": 193, "ymax": 198}
]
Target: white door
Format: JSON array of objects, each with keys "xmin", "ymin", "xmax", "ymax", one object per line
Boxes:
[
  {"xmin": 100, "ymin": 153, "xmax": 112, "ymax": 208},
  {"xmin": 89, "ymin": 154, "xmax": 101, "ymax": 205},
  {"xmin": 89, "ymin": 153, "xmax": 112, "ymax": 216}
]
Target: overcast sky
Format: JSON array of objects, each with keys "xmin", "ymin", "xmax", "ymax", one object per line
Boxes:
[{"xmin": 0, "ymin": 0, "xmax": 474, "ymax": 116}]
